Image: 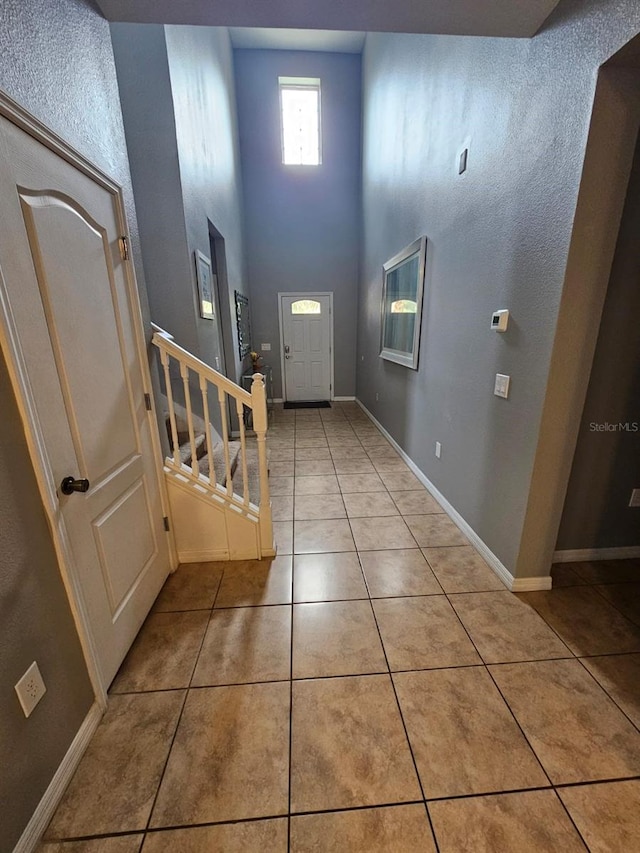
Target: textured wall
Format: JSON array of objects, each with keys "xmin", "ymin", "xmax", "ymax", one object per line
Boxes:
[
  {"xmin": 165, "ymin": 26, "xmax": 248, "ymax": 384},
  {"xmin": 358, "ymin": 0, "xmax": 640, "ymax": 574},
  {"xmin": 111, "ymin": 24, "xmax": 197, "ymax": 354},
  {"xmin": 112, "ymin": 25, "xmax": 248, "ymax": 385},
  {"xmin": 235, "ymin": 49, "xmax": 361, "ymax": 398},
  {"xmin": 0, "ymin": 3, "xmax": 139, "ymax": 847},
  {"xmin": 557, "ymin": 132, "xmax": 640, "ymax": 550}
]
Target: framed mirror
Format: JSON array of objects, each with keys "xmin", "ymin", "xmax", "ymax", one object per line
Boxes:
[
  {"xmin": 379, "ymin": 236, "xmax": 427, "ymax": 369},
  {"xmin": 235, "ymin": 291, "xmax": 252, "ymax": 359}
]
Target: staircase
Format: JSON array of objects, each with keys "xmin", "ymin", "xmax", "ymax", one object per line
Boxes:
[{"xmin": 152, "ymin": 326, "xmax": 274, "ymax": 562}]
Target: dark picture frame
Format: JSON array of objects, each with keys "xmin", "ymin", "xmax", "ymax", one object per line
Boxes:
[
  {"xmin": 195, "ymin": 250, "xmax": 215, "ymax": 320},
  {"xmin": 235, "ymin": 290, "xmax": 252, "ymax": 359}
]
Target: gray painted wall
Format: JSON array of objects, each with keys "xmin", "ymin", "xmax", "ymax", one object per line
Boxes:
[
  {"xmin": 111, "ymin": 24, "xmax": 248, "ymax": 386},
  {"xmin": 0, "ymin": 359, "xmax": 94, "ymax": 853},
  {"xmin": 165, "ymin": 26, "xmax": 248, "ymax": 384},
  {"xmin": 234, "ymin": 49, "xmax": 361, "ymax": 399},
  {"xmin": 357, "ymin": 0, "xmax": 640, "ymax": 575},
  {"xmin": 557, "ymin": 130, "xmax": 640, "ymax": 550},
  {"xmin": 110, "ymin": 24, "xmax": 197, "ymax": 354},
  {"xmin": 0, "ymin": 1, "xmax": 142, "ymax": 847}
]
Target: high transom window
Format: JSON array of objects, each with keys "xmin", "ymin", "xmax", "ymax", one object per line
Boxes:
[
  {"xmin": 279, "ymin": 77, "xmax": 322, "ymax": 166},
  {"xmin": 291, "ymin": 299, "xmax": 321, "ymax": 315}
]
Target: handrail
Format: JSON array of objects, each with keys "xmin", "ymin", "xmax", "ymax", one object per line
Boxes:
[
  {"xmin": 152, "ymin": 329, "xmax": 252, "ymax": 406},
  {"xmin": 151, "ymin": 324, "xmax": 274, "ymax": 556}
]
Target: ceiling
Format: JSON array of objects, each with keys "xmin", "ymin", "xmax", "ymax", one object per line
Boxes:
[
  {"xmin": 229, "ymin": 28, "xmax": 366, "ymax": 54},
  {"xmin": 95, "ymin": 0, "xmax": 561, "ymax": 40}
]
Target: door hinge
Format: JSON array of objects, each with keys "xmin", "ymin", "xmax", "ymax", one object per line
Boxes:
[
  {"xmin": 144, "ymin": 392, "xmax": 152, "ymax": 411},
  {"xmin": 118, "ymin": 236, "xmax": 129, "ymax": 261},
  {"xmin": 163, "ymin": 516, "xmax": 170, "ymax": 532}
]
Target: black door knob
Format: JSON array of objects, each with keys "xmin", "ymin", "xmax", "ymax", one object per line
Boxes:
[{"xmin": 60, "ymin": 476, "xmax": 90, "ymax": 495}]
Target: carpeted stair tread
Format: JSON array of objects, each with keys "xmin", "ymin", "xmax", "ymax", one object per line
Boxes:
[
  {"xmin": 198, "ymin": 440, "xmax": 241, "ymax": 483},
  {"xmin": 178, "ymin": 432, "xmax": 207, "ymax": 466}
]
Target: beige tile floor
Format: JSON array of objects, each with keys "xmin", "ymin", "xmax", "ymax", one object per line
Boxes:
[{"xmin": 41, "ymin": 403, "xmax": 640, "ymax": 852}]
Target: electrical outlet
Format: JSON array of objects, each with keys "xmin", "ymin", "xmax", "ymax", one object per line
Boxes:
[
  {"xmin": 260, "ymin": 343, "xmax": 271, "ymax": 351},
  {"xmin": 375, "ymin": 392, "xmax": 379, "ymax": 401},
  {"xmin": 435, "ymin": 441, "xmax": 442, "ymax": 459},
  {"xmin": 630, "ymin": 489, "xmax": 640, "ymax": 508},
  {"xmin": 15, "ymin": 661, "xmax": 47, "ymax": 718}
]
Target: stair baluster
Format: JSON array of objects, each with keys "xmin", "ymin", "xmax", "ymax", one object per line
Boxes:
[
  {"xmin": 159, "ymin": 347, "xmax": 181, "ymax": 468},
  {"xmin": 199, "ymin": 373, "xmax": 215, "ymax": 486},
  {"xmin": 235, "ymin": 396, "xmax": 250, "ymax": 507},
  {"xmin": 179, "ymin": 361, "xmax": 199, "ymax": 478}
]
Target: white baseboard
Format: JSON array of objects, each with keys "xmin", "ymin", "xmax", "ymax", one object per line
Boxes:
[
  {"xmin": 14, "ymin": 702, "xmax": 103, "ymax": 853},
  {"xmin": 177, "ymin": 547, "xmax": 267, "ymax": 562},
  {"xmin": 553, "ymin": 546, "xmax": 640, "ymax": 563},
  {"xmin": 355, "ymin": 400, "xmax": 552, "ymax": 592},
  {"xmin": 271, "ymin": 398, "xmax": 284, "ymax": 404},
  {"xmin": 178, "ymin": 548, "xmax": 230, "ymax": 562}
]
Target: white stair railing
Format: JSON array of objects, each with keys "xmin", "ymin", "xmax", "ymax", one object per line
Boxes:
[{"xmin": 151, "ymin": 325, "xmax": 273, "ymax": 555}]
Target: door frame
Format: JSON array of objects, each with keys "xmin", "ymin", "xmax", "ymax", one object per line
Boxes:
[
  {"xmin": 515, "ymin": 61, "xmax": 640, "ymax": 581},
  {"xmin": 277, "ymin": 291, "xmax": 334, "ymax": 402},
  {"xmin": 0, "ymin": 91, "xmax": 176, "ymax": 705}
]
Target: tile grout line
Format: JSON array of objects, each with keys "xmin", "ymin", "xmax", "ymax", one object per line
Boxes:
[
  {"xmin": 574, "ymin": 656, "xmax": 640, "ymax": 736},
  {"xmin": 287, "ymin": 427, "xmax": 297, "ymax": 853},
  {"xmin": 357, "ymin": 548, "xmax": 442, "ymax": 852},
  {"xmin": 509, "ymin": 590, "xmax": 640, "ymax": 731},
  {"xmin": 444, "ymin": 591, "xmax": 555, "ymax": 789},
  {"xmin": 442, "ymin": 587, "xmax": 595, "ymax": 853},
  {"xmin": 589, "ymin": 581, "xmax": 640, "ymax": 628},
  {"xmin": 140, "ymin": 569, "xmax": 224, "ymax": 839},
  {"xmin": 46, "ymin": 772, "xmax": 640, "ymax": 846}
]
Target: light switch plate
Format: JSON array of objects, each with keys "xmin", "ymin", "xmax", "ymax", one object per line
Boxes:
[
  {"xmin": 260, "ymin": 343, "xmax": 271, "ymax": 351},
  {"xmin": 494, "ymin": 373, "xmax": 510, "ymax": 399}
]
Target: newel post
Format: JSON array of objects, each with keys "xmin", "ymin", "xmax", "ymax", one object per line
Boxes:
[{"xmin": 251, "ymin": 373, "xmax": 275, "ymax": 556}]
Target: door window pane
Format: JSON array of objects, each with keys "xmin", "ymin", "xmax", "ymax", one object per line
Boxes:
[{"xmin": 291, "ymin": 299, "xmax": 321, "ymax": 315}]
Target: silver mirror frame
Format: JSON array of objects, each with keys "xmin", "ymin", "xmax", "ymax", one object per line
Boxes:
[{"xmin": 379, "ymin": 236, "xmax": 427, "ymax": 370}]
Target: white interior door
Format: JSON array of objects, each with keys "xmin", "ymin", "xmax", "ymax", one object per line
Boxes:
[
  {"xmin": 280, "ymin": 293, "xmax": 332, "ymax": 401},
  {"xmin": 0, "ymin": 114, "xmax": 171, "ymax": 690}
]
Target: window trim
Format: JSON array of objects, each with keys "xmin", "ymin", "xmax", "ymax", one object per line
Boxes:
[{"xmin": 278, "ymin": 76, "xmax": 322, "ymax": 167}]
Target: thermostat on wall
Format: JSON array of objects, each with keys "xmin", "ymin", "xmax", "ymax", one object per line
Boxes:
[{"xmin": 491, "ymin": 309, "xmax": 509, "ymax": 332}]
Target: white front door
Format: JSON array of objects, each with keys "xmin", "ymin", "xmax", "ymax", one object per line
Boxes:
[
  {"xmin": 280, "ymin": 293, "xmax": 332, "ymax": 401},
  {"xmin": 0, "ymin": 114, "xmax": 171, "ymax": 690}
]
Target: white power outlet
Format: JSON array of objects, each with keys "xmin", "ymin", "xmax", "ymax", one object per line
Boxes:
[
  {"xmin": 15, "ymin": 661, "xmax": 47, "ymax": 718},
  {"xmin": 435, "ymin": 441, "xmax": 442, "ymax": 459},
  {"xmin": 375, "ymin": 392, "xmax": 379, "ymax": 401},
  {"xmin": 629, "ymin": 489, "xmax": 640, "ymax": 508}
]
